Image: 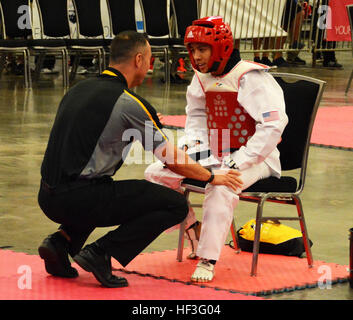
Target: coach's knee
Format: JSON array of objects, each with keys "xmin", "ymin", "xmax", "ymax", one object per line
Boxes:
[{"xmin": 169, "ymin": 191, "xmax": 188, "ymax": 224}]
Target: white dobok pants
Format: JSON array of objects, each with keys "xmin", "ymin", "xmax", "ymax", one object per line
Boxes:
[{"xmin": 144, "ymin": 161, "xmax": 273, "ymax": 261}]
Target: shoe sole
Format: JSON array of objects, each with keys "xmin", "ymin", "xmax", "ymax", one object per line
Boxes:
[
  {"xmin": 73, "ymin": 255, "xmax": 128, "ymax": 288},
  {"xmin": 191, "ymin": 271, "xmax": 215, "ymax": 283},
  {"xmin": 38, "ymin": 241, "xmax": 78, "ymax": 278}
]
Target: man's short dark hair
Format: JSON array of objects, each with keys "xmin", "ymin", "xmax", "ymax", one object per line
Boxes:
[{"xmin": 110, "ymin": 31, "xmax": 149, "ymax": 64}]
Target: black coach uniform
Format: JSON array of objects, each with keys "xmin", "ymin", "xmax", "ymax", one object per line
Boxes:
[{"xmin": 38, "ymin": 67, "xmax": 188, "ymax": 267}]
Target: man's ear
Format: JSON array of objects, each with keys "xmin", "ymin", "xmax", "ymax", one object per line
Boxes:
[{"xmin": 135, "ymin": 53, "xmax": 142, "ymax": 68}]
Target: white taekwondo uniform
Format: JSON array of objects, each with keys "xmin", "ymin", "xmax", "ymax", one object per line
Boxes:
[{"xmin": 145, "ymin": 60, "xmax": 288, "ymax": 260}]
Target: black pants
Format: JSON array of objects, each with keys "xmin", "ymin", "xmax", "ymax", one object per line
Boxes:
[
  {"xmin": 312, "ymin": 0, "xmax": 337, "ymax": 62},
  {"xmin": 35, "ymin": 56, "xmax": 56, "ymax": 69},
  {"xmin": 38, "ymin": 178, "xmax": 188, "ymax": 267}
]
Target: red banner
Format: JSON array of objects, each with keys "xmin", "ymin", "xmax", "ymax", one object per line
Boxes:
[{"xmin": 326, "ymin": 0, "xmax": 353, "ymax": 41}]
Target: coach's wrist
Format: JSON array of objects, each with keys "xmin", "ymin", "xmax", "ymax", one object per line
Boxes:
[{"xmin": 205, "ymin": 168, "xmax": 214, "ymax": 183}]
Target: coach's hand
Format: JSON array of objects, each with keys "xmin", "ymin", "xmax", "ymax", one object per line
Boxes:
[{"xmin": 210, "ymin": 169, "xmax": 243, "ymax": 192}]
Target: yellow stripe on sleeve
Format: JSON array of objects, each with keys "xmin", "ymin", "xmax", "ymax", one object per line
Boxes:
[
  {"xmin": 102, "ymin": 70, "xmax": 118, "ymax": 77},
  {"xmin": 123, "ymin": 90, "xmax": 167, "ymax": 141}
]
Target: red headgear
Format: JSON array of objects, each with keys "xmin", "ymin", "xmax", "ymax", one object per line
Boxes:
[{"xmin": 184, "ymin": 16, "xmax": 233, "ymax": 75}]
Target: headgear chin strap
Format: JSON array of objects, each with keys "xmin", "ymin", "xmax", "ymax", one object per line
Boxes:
[{"xmin": 184, "ymin": 16, "xmax": 234, "ymax": 75}]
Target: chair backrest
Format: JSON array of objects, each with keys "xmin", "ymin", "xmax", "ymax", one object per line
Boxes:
[
  {"xmin": 171, "ymin": 0, "xmax": 199, "ymax": 38},
  {"xmin": 271, "ymin": 73, "xmax": 325, "ymax": 190},
  {"xmin": 347, "ymin": 4, "xmax": 353, "ymax": 53},
  {"xmin": 0, "ymin": 0, "xmax": 32, "ymax": 38},
  {"xmin": 35, "ymin": 0, "xmax": 71, "ymax": 38},
  {"xmin": 139, "ymin": 0, "xmax": 170, "ymax": 37},
  {"xmin": 106, "ymin": 0, "xmax": 136, "ymax": 37},
  {"xmin": 72, "ymin": 0, "xmax": 104, "ymax": 38}
]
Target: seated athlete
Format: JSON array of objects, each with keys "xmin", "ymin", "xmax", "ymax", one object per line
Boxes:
[{"xmin": 145, "ymin": 16, "xmax": 288, "ymax": 282}]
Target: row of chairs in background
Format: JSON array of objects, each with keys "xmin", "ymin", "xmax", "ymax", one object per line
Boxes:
[
  {"xmin": 1, "ymin": 0, "xmax": 352, "ymax": 94},
  {"xmin": 0, "ymin": 0, "xmax": 200, "ymax": 89}
]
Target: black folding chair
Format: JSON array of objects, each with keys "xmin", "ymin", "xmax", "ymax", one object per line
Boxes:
[
  {"xmin": 0, "ymin": 0, "xmax": 32, "ymax": 88},
  {"xmin": 139, "ymin": 0, "xmax": 174, "ymax": 85},
  {"xmin": 69, "ymin": 0, "xmax": 108, "ymax": 81},
  {"xmin": 169, "ymin": 0, "xmax": 200, "ymax": 76},
  {"xmin": 34, "ymin": 0, "xmax": 107, "ymax": 86},
  {"xmin": 177, "ymin": 73, "xmax": 326, "ymax": 277},
  {"xmin": 345, "ymin": 4, "xmax": 353, "ymax": 95},
  {"xmin": 171, "ymin": 0, "xmax": 200, "ymax": 41},
  {"xmin": 30, "ymin": 0, "xmax": 70, "ymax": 87},
  {"xmin": 106, "ymin": 0, "xmax": 137, "ymax": 37}
]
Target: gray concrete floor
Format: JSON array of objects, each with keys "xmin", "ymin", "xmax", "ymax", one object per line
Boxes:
[{"xmin": 0, "ymin": 50, "xmax": 352, "ymax": 300}]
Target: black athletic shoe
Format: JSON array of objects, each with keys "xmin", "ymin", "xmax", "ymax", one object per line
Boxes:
[
  {"xmin": 38, "ymin": 232, "xmax": 79, "ymax": 278},
  {"xmin": 287, "ymin": 56, "xmax": 306, "ymax": 65},
  {"xmin": 272, "ymin": 57, "xmax": 290, "ymax": 68},
  {"xmin": 253, "ymin": 56, "xmax": 262, "ymax": 64},
  {"xmin": 261, "ymin": 57, "xmax": 274, "ymax": 66},
  {"xmin": 73, "ymin": 243, "xmax": 128, "ymax": 288},
  {"xmin": 323, "ymin": 60, "xmax": 343, "ymax": 69}
]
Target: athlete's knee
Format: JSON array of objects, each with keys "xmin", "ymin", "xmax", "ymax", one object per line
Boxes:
[{"xmin": 205, "ymin": 185, "xmax": 239, "ymax": 205}]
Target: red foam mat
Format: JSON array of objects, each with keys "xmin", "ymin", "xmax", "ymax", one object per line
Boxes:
[
  {"xmin": 311, "ymin": 106, "xmax": 353, "ymax": 149},
  {"xmin": 161, "ymin": 107, "xmax": 353, "ymax": 150},
  {"xmin": 162, "ymin": 115, "xmax": 186, "ymax": 128},
  {"xmin": 113, "ymin": 246, "xmax": 349, "ymax": 296},
  {"xmin": 0, "ymin": 250, "xmax": 261, "ymax": 300}
]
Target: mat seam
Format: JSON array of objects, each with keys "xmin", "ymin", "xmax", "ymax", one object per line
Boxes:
[{"xmin": 116, "ymin": 267, "xmax": 349, "ymax": 297}]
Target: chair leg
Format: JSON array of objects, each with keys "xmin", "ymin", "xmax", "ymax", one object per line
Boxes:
[
  {"xmin": 102, "ymin": 49, "xmax": 107, "ymax": 70},
  {"xmin": 33, "ymin": 52, "xmax": 45, "ymax": 82},
  {"xmin": 293, "ymin": 195, "xmax": 313, "ymax": 268},
  {"xmin": 70, "ymin": 52, "xmax": 80, "ymax": 82},
  {"xmin": 250, "ymin": 197, "xmax": 267, "ymax": 276},
  {"xmin": 65, "ymin": 49, "xmax": 70, "ymax": 88},
  {"xmin": 61, "ymin": 50, "xmax": 67, "ymax": 88},
  {"xmin": 230, "ymin": 218, "xmax": 241, "ymax": 254},
  {"xmin": 345, "ymin": 67, "xmax": 353, "ymax": 95},
  {"xmin": 177, "ymin": 219, "xmax": 187, "ymax": 262},
  {"xmin": 164, "ymin": 48, "xmax": 170, "ymax": 87},
  {"xmin": 177, "ymin": 189, "xmax": 190, "ymax": 262},
  {"xmin": 23, "ymin": 49, "xmax": 31, "ymax": 89},
  {"xmin": 0, "ymin": 53, "xmax": 6, "ymax": 79},
  {"xmin": 97, "ymin": 50, "xmax": 102, "ymax": 74}
]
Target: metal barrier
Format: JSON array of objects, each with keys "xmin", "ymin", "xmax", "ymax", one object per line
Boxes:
[{"xmin": 200, "ymin": 0, "xmax": 352, "ymax": 64}]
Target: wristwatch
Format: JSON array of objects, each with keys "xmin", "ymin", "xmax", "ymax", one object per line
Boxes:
[{"xmin": 206, "ymin": 168, "xmax": 214, "ymax": 183}]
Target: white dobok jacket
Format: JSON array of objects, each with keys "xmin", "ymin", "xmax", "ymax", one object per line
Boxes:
[{"xmin": 183, "ymin": 60, "xmax": 288, "ymax": 178}]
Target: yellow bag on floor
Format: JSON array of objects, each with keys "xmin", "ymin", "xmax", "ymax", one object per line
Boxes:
[{"xmin": 236, "ymin": 219, "xmax": 313, "ymax": 257}]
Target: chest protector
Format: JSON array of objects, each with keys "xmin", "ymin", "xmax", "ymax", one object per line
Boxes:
[{"xmin": 195, "ymin": 61, "xmax": 269, "ymax": 158}]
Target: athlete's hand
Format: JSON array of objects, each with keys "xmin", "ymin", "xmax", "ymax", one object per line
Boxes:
[{"xmin": 210, "ymin": 169, "xmax": 243, "ymax": 192}]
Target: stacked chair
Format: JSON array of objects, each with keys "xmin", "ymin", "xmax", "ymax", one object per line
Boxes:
[{"xmin": 0, "ymin": 0, "xmax": 201, "ymax": 88}]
